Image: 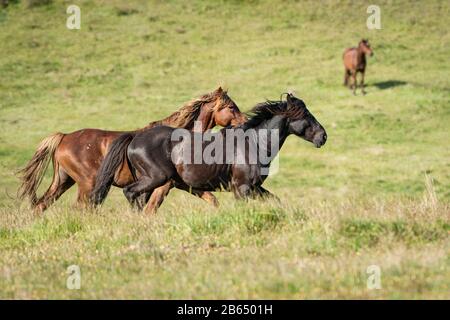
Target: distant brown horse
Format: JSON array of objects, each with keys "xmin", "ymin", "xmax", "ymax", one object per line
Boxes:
[
  {"xmin": 18, "ymin": 87, "xmax": 247, "ymax": 213},
  {"xmin": 343, "ymin": 39, "xmax": 373, "ymax": 95}
]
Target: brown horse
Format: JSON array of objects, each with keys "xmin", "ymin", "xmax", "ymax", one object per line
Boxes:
[
  {"xmin": 18, "ymin": 87, "xmax": 247, "ymax": 213},
  {"xmin": 343, "ymin": 39, "xmax": 373, "ymax": 95}
]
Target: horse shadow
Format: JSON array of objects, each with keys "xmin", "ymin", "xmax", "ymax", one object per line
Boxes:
[{"xmin": 370, "ymin": 80, "xmax": 407, "ymax": 90}]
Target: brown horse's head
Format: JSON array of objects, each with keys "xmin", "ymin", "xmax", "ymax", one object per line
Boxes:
[
  {"xmin": 211, "ymin": 87, "xmax": 247, "ymax": 127},
  {"xmin": 360, "ymin": 39, "xmax": 373, "ymax": 57},
  {"xmin": 161, "ymin": 87, "xmax": 247, "ymax": 131}
]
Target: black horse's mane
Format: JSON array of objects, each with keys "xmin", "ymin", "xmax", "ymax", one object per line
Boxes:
[{"xmin": 241, "ymin": 98, "xmax": 308, "ymax": 130}]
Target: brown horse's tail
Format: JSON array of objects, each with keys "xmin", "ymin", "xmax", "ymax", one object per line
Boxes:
[
  {"xmin": 91, "ymin": 133, "xmax": 135, "ymax": 206},
  {"xmin": 17, "ymin": 132, "xmax": 65, "ymax": 206}
]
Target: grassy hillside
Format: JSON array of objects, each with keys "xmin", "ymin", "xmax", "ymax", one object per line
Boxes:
[{"xmin": 0, "ymin": 0, "xmax": 448, "ymax": 299}]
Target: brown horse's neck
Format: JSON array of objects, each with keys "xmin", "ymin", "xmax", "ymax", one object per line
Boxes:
[
  {"xmin": 192, "ymin": 103, "xmax": 216, "ymax": 132},
  {"xmin": 356, "ymin": 45, "xmax": 367, "ymax": 61}
]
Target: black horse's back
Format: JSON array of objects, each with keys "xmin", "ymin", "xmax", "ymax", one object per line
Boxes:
[{"xmin": 129, "ymin": 126, "xmax": 176, "ymax": 161}]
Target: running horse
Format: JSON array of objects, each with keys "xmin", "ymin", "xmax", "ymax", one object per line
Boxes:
[
  {"xmin": 18, "ymin": 87, "xmax": 247, "ymax": 212},
  {"xmin": 343, "ymin": 39, "xmax": 374, "ymax": 95},
  {"xmin": 92, "ymin": 94, "xmax": 327, "ymax": 214}
]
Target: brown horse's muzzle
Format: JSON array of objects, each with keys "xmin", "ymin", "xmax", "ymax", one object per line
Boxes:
[{"xmin": 232, "ymin": 113, "xmax": 248, "ymax": 126}]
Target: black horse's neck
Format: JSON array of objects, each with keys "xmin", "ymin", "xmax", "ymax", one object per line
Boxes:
[{"xmin": 252, "ymin": 114, "xmax": 290, "ymax": 165}]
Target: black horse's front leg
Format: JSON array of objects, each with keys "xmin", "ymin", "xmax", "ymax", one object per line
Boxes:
[
  {"xmin": 253, "ymin": 186, "xmax": 280, "ymax": 202},
  {"xmin": 232, "ymin": 183, "xmax": 252, "ymax": 200}
]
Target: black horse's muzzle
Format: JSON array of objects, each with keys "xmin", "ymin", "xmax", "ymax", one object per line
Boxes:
[{"xmin": 313, "ymin": 132, "xmax": 327, "ymax": 148}]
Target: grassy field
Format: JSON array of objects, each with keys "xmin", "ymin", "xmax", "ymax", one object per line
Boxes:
[{"xmin": 0, "ymin": 0, "xmax": 449, "ymax": 299}]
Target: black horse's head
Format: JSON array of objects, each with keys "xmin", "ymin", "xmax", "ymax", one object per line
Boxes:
[{"xmin": 286, "ymin": 94, "xmax": 327, "ymax": 148}]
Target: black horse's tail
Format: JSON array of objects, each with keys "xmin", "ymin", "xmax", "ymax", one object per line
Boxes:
[{"xmin": 91, "ymin": 133, "xmax": 135, "ymax": 205}]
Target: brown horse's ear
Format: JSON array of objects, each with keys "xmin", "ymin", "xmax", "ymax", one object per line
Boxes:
[{"xmin": 215, "ymin": 86, "xmax": 224, "ymax": 95}]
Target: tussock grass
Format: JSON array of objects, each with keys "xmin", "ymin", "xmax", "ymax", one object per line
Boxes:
[{"xmin": 0, "ymin": 195, "xmax": 448, "ymax": 299}]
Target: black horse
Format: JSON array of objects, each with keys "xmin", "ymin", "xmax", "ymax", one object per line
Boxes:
[{"xmin": 92, "ymin": 94, "xmax": 327, "ymax": 214}]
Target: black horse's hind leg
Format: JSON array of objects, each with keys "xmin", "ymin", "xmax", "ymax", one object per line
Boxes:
[
  {"xmin": 123, "ymin": 175, "xmax": 167, "ymax": 210},
  {"xmin": 131, "ymin": 192, "xmax": 152, "ymax": 211}
]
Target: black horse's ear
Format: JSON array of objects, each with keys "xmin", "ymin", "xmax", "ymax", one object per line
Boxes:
[{"xmin": 286, "ymin": 93, "xmax": 294, "ymax": 105}]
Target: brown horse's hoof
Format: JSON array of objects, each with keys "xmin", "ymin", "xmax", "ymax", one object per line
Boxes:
[
  {"xmin": 33, "ymin": 204, "xmax": 45, "ymax": 215},
  {"xmin": 144, "ymin": 207, "xmax": 157, "ymax": 215}
]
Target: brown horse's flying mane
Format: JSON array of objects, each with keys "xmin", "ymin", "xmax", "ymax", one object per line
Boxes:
[
  {"xmin": 242, "ymin": 99, "xmax": 308, "ymax": 130},
  {"xmin": 142, "ymin": 87, "xmax": 231, "ymax": 131}
]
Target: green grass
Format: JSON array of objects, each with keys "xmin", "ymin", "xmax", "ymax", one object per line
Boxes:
[{"xmin": 0, "ymin": 0, "xmax": 449, "ymax": 299}]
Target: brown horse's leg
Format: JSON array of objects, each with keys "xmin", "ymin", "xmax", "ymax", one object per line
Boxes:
[
  {"xmin": 196, "ymin": 191, "xmax": 219, "ymax": 207},
  {"xmin": 76, "ymin": 181, "xmax": 95, "ymax": 209},
  {"xmin": 144, "ymin": 182, "xmax": 173, "ymax": 215},
  {"xmin": 144, "ymin": 187, "xmax": 219, "ymax": 215},
  {"xmin": 344, "ymin": 69, "xmax": 350, "ymax": 86},
  {"xmin": 174, "ymin": 183, "xmax": 220, "ymax": 207},
  {"xmin": 35, "ymin": 168, "xmax": 75, "ymax": 213},
  {"xmin": 360, "ymin": 71, "xmax": 366, "ymax": 95},
  {"xmin": 351, "ymin": 71, "xmax": 357, "ymax": 95}
]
